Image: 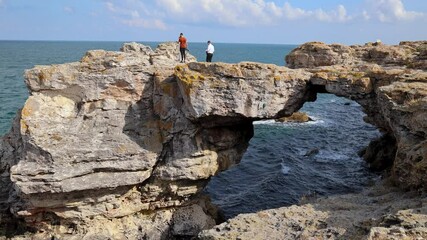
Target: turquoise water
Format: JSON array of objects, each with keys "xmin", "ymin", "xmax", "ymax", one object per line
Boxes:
[{"xmin": 0, "ymin": 41, "xmax": 379, "ymax": 219}]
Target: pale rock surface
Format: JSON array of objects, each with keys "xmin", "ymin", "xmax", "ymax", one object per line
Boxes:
[
  {"xmin": 286, "ymin": 41, "xmax": 427, "ymax": 69},
  {"xmin": 287, "ymin": 41, "xmax": 427, "ymax": 189},
  {"xmin": 199, "ymin": 182, "xmax": 427, "ymax": 240},
  {"xmin": 199, "ymin": 204, "xmax": 344, "ymax": 240},
  {"xmin": 175, "ymin": 62, "xmax": 312, "ymax": 123},
  {"xmin": 200, "ymin": 41, "xmax": 427, "ymax": 239},
  {"xmin": 1, "ymin": 42, "xmax": 220, "ymax": 239},
  {"xmin": 276, "ymin": 111, "xmax": 313, "ymax": 123},
  {"xmin": 0, "ymin": 40, "xmax": 426, "ymax": 239}
]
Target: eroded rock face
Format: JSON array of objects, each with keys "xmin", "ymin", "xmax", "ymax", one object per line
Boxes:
[
  {"xmin": 286, "ymin": 41, "xmax": 427, "ymax": 70},
  {"xmin": 0, "ymin": 40, "xmax": 426, "ymax": 239},
  {"xmin": 199, "ymin": 204, "xmax": 344, "ymax": 240},
  {"xmin": 199, "ymin": 183, "xmax": 427, "ymax": 240},
  {"xmin": 200, "ymin": 41, "xmax": 427, "ymax": 239},
  {"xmin": 276, "ymin": 111, "xmax": 313, "ymax": 123},
  {"xmin": 175, "ymin": 62, "xmax": 312, "ymax": 122},
  {"xmin": 0, "ymin": 42, "xmax": 223, "ymax": 238},
  {"xmin": 287, "ymin": 41, "xmax": 427, "ymax": 190}
]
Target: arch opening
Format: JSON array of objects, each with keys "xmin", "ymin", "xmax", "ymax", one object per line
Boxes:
[{"xmin": 205, "ymin": 93, "xmax": 382, "ymax": 219}]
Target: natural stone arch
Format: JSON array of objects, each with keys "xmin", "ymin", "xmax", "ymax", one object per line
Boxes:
[
  {"xmin": 174, "ymin": 61, "xmax": 396, "ymax": 173},
  {"xmin": 204, "ymin": 92, "xmax": 382, "ymax": 219},
  {"xmin": 0, "ymin": 41, "xmax": 425, "ymax": 239}
]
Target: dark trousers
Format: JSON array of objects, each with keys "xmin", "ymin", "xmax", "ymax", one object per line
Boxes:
[
  {"xmin": 206, "ymin": 53, "xmax": 213, "ymax": 62},
  {"xmin": 180, "ymin": 48, "xmax": 186, "ymax": 61}
]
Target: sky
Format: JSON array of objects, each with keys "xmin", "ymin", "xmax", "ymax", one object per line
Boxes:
[{"xmin": 0, "ymin": 0, "xmax": 426, "ymax": 45}]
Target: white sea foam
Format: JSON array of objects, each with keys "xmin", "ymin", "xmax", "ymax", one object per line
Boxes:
[
  {"xmin": 253, "ymin": 118, "xmax": 326, "ymax": 127},
  {"xmin": 317, "ymin": 151, "xmax": 349, "ymax": 162},
  {"xmin": 281, "ymin": 163, "xmax": 291, "ymax": 175},
  {"xmin": 253, "ymin": 119, "xmax": 276, "ymax": 125}
]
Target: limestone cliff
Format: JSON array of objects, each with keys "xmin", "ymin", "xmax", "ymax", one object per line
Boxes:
[
  {"xmin": 201, "ymin": 41, "xmax": 427, "ymax": 240},
  {"xmin": 286, "ymin": 41, "xmax": 427, "ymax": 190},
  {"xmin": 0, "ymin": 40, "xmax": 426, "ymax": 239},
  {"xmin": 1, "ymin": 42, "xmax": 226, "ymax": 239}
]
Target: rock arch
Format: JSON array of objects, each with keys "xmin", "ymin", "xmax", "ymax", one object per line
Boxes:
[{"xmin": 0, "ymin": 41, "xmax": 426, "ymax": 239}]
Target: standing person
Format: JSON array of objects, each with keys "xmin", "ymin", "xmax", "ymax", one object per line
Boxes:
[
  {"xmin": 205, "ymin": 40, "xmax": 214, "ymax": 62},
  {"xmin": 178, "ymin": 33, "xmax": 187, "ymax": 63}
]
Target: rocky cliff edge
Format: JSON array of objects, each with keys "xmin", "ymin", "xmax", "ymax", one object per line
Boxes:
[{"xmin": 0, "ymin": 40, "xmax": 426, "ymax": 239}]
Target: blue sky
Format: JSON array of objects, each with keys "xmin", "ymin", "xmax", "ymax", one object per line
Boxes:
[{"xmin": 0, "ymin": 0, "xmax": 426, "ymax": 44}]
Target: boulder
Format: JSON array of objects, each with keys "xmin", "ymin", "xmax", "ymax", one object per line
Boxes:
[{"xmin": 275, "ymin": 111, "xmax": 313, "ymax": 123}]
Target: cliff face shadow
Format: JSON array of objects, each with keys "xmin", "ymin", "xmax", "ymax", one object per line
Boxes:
[
  {"xmin": 0, "ymin": 109, "xmax": 31, "ymax": 237},
  {"xmin": 123, "ymin": 77, "xmax": 163, "ymax": 154}
]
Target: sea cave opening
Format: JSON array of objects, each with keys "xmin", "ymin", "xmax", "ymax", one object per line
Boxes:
[{"xmin": 204, "ymin": 93, "xmax": 382, "ymax": 219}]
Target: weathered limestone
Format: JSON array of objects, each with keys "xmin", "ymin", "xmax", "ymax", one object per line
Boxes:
[
  {"xmin": 1, "ymin": 42, "xmax": 223, "ymax": 239},
  {"xmin": 0, "ymin": 40, "xmax": 426, "ymax": 239},
  {"xmin": 287, "ymin": 41, "xmax": 427, "ymax": 190},
  {"xmin": 200, "ymin": 41, "xmax": 427, "ymax": 239},
  {"xmin": 175, "ymin": 62, "xmax": 313, "ymax": 124},
  {"xmin": 286, "ymin": 40, "xmax": 427, "ymax": 70},
  {"xmin": 276, "ymin": 111, "xmax": 313, "ymax": 123},
  {"xmin": 200, "ymin": 204, "xmax": 343, "ymax": 240},
  {"xmin": 199, "ymin": 182, "xmax": 427, "ymax": 240}
]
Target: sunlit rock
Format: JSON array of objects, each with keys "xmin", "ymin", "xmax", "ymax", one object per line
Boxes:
[
  {"xmin": 0, "ymin": 40, "xmax": 426, "ymax": 239},
  {"xmin": 275, "ymin": 111, "xmax": 313, "ymax": 123}
]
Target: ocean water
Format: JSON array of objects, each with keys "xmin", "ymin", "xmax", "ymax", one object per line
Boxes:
[
  {"xmin": 206, "ymin": 95, "xmax": 380, "ymax": 218},
  {"xmin": 0, "ymin": 41, "xmax": 380, "ymax": 219}
]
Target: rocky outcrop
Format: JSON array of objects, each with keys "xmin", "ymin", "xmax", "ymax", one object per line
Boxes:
[
  {"xmin": 286, "ymin": 40, "xmax": 427, "ymax": 70},
  {"xmin": 0, "ymin": 40, "xmax": 426, "ymax": 239},
  {"xmin": 275, "ymin": 111, "xmax": 313, "ymax": 123},
  {"xmin": 1, "ymin": 42, "xmax": 223, "ymax": 239},
  {"xmin": 286, "ymin": 41, "xmax": 427, "ymax": 190},
  {"xmin": 200, "ymin": 41, "xmax": 427, "ymax": 239},
  {"xmin": 359, "ymin": 134, "xmax": 397, "ymax": 172},
  {"xmin": 199, "ymin": 182, "xmax": 427, "ymax": 240}
]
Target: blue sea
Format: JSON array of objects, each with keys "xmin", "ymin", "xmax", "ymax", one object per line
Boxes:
[{"xmin": 0, "ymin": 41, "xmax": 380, "ymax": 219}]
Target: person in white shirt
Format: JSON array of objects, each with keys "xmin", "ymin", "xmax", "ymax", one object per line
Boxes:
[{"xmin": 205, "ymin": 40, "xmax": 215, "ymax": 62}]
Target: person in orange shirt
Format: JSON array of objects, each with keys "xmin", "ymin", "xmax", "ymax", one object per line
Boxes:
[{"xmin": 178, "ymin": 33, "xmax": 187, "ymax": 63}]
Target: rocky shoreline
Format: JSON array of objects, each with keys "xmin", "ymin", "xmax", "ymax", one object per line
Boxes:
[
  {"xmin": 199, "ymin": 180, "xmax": 427, "ymax": 239},
  {"xmin": 0, "ymin": 40, "xmax": 426, "ymax": 239}
]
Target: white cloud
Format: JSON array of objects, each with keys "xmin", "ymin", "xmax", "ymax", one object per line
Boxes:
[
  {"xmin": 337, "ymin": 5, "xmax": 349, "ymax": 22},
  {"xmin": 121, "ymin": 19, "xmax": 167, "ymax": 30},
  {"xmin": 161, "ymin": 0, "xmax": 183, "ymax": 13},
  {"xmin": 282, "ymin": 2, "xmax": 311, "ymax": 20},
  {"xmin": 106, "ymin": 2, "xmax": 116, "ymax": 12},
  {"xmin": 63, "ymin": 6, "xmax": 74, "ymax": 14},
  {"xmin": 130, "ymin": 10, "xmax": 139, "ymax": 18},
  {"xmin": 104, "ymin": 1, "xmax": 167, "ymax": 30},
  {"xmin": 362, "ymin": 10, "xmax": 370, "ymax": 20},
  {"xmin": 102, "ymin": 0, "xmax": 424, "ymax": 30},
  {"xmin": 364, "ymin": 0, "xmax": 424, "ymax": 22},
  {"xmin": 283, "ymin": 3, "xmax": 351, "ymax": 22},
  {"xmin": 155, "ymin": 0, "xmax": 352, "ymax": 27}
]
